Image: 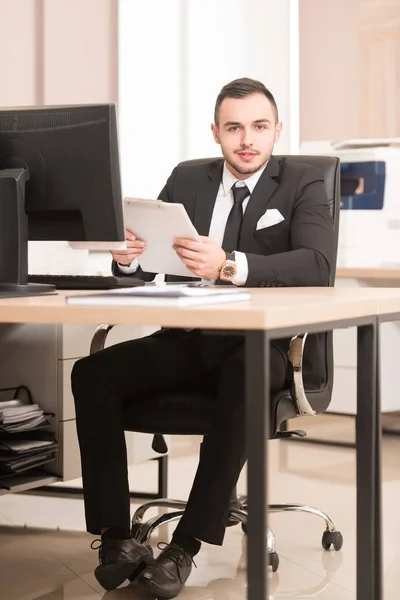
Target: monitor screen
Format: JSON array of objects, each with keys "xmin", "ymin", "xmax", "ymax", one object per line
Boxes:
[
  {"xmin": 0, "ymin": 104, "xmax": 125, "ymax": 245},
  {"xmin": 0, "ymin": 104, "xmax": 126, "ymax": 295}
]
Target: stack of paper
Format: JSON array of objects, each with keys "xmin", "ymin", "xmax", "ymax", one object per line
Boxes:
[
  {"xmin": 0, "ymin": 433, "xmax": 58, "ymax": 477},
  {"xmin": 0, "ymin": 404, "xmax": 51, "ymax": 434},
  {"xmin": 66, "ymin": 285, "xmax": 251, "ymax": 307},
  {"xmin": 0, "ymin": 387, "xmax": 57, "ymax": 482}
]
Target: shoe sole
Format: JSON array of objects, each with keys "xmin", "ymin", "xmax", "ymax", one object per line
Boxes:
[
  {"xmin": 95, "ymin": 556, "xmax": 150, "ymax": 591},
  {"xmin": 138, "ymin": 577, "xmax": 183, "ymax": 600},
  {"xmin": 138, "ymin": 567, "xmax": 188, "ymax": 600}
]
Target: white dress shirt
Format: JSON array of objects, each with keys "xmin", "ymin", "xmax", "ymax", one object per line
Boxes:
[{"xmin": 119, "ymin": 162, "xmax": 267, "ymax": 285}]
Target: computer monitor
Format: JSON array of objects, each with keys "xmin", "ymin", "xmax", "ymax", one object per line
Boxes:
[{"xmin": 0, "ymin": 104, "xmax": 125, "ymax": 296}]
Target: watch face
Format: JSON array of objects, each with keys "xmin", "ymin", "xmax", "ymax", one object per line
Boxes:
[
  {"xmin": 223, "ymin": 264, "xmax": 236, "ymax": 278},
  {"xmin": 221, "ymin": 261, "xmax": 237, "ymax": 280}
]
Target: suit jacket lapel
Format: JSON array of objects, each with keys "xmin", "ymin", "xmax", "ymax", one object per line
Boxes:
[
  {"xmin": 192, "ymin": 160, "xmax": 224, "ymax": 236},
  {"xmin": 240, "ymin": 156, "xmax": 281, "ymax": 244}
]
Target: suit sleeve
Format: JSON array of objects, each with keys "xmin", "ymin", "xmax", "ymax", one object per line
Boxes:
[
  {"xmin": 245, "ymin": 167, "xmax": 334, "ymax": 287},
  {"xmin": 112, "ymin": 167, "xmax": 178, "ymax": 280}
]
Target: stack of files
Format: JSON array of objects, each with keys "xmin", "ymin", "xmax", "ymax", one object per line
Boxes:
[
  {"xmin": 0, "ymin": 403, "xmax": 52, "ymax": 434},
  {"xmin": 0, "ymin": 433, "xmax": 58, "ymax": 478},
  {"xmin": 66, "ymin": 284, "xmax": 251, "ymax": 307}
]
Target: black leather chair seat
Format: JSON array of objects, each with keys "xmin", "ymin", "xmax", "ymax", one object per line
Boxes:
[
  {"xmin": 123, "ymin": 392, "xmax": 217, "ymax": 435},
  {"xmin": 122, "ymin": 388, "xmax": 306, "ymax": 439}
]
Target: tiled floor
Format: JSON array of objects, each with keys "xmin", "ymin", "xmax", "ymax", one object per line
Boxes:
[{"xmin": 0, "ymin": 416, "xmax": 399, "ymax": 599}]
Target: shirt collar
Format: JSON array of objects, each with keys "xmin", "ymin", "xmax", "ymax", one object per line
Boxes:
[{"xmin": 222, "ymin": 160, "xmax": 269, "ymax": 195}]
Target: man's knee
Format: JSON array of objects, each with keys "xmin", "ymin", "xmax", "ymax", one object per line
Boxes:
[{"xmin": 71, "ymin": 354, "xmax": 100, "ymax": 397}]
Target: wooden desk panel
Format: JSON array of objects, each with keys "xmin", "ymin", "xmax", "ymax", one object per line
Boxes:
[
  {"xmin": 1, "ymin": 287, "xmax": 399, "ymax": 331},
  {"xmin": 337, "ymin": 267, "xmax": 400, "ymax": 282}
]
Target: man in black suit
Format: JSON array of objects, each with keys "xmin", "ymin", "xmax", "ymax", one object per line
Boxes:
[{"xmin": 71, "ymin": 78, "xmax": 333, "ymax": 598}]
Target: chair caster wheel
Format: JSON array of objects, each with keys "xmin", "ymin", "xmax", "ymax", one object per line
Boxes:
[
  {"xmin": 322, "ymin": 530, "xmax": 343, "ymax": 551},
  {"xmin": 269, "ymin": 552, "xmax": 279, "ymax": 572}
]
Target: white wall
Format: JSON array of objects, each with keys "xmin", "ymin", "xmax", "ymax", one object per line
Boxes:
[
  {"xmin": 299, "ymin": 0, "xmax": 362, "ymax": 142},
  {"xmin": 0, "ymin": 0, "xmax": 38, "ymax": 107},
  {"xmin": 299, "ymin": 0, "xmax": 400, "ymax": 142},
  {"xmin": 0, "ymin": 0, "xmax": 118, "ymax": 108},
  {"xmin": 43, "ymin": 0, "xmax": 118, "ymax": 105},
  {"xmin": 118, "ymin": 0, "xmax": 184, "ymax": 199},
  {"xmin": 119, "ymin": 0, "xmax": 299, "ymax": 198}
]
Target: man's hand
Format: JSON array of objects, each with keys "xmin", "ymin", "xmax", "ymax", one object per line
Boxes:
[
  {"xmin": 173, "ymin": 236, "xmax": 226, "ymax": 279},
  {"xmin": 110, "ymin": 229, "xmax": 146, "ymax": 266}
]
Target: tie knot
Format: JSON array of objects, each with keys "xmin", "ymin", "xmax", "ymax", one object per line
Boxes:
[{"xmin": 232, "ymin": 184, "xmax": 249, "ymax": 205}]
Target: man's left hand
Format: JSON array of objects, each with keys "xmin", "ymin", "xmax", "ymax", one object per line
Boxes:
[{"xmin": 173, "ymin": 236, "xmax": 226, "ymax": 279}]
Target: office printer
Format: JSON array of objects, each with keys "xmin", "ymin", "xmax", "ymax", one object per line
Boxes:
[
  {"xmin": 300, "ymin": 139, "xmax": 400, "ymax": 417},
  {"xmin": 300, "ymin": 139, "xmax": 400, "ymax": 268}
]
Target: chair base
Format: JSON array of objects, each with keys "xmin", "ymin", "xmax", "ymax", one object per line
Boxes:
[{"xmin": 130, "ymin": 497, "xmax": 343, "ymax": 573}]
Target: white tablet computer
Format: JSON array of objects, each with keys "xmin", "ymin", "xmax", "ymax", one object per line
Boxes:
[{"xmin": 123, "ymin": 198, "xmax": 201, "ymax": 277}]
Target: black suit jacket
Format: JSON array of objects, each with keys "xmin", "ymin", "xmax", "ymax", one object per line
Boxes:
[{"xmin": 113, "ymin": 156, "xmax": 334, "ymax": 389}]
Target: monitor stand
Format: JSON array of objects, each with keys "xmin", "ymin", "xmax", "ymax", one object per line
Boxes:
[{"xmin": 0, "ymin": 169, "xmax": 55, "ymax": 297}]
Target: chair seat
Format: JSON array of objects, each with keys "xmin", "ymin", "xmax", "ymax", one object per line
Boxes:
[
  {"xmin": 123, "ymin": 392, "xmax": 217, "ymax": 435},
  {"xmin": 122, "ymin": 388, "xmax": 304, "ymax": 438}
]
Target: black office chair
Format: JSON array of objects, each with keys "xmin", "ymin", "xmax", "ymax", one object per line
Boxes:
[{"xmin": 89, "ymin": 155, "xmax": 341, "ymax": 573}]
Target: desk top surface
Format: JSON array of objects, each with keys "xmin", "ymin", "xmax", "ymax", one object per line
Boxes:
[
  {"xmin": 0, "ymin": 287, "xmax": 399, "ymax": 331},
  {"xmin": 336, "ymin": 267, "xmax": 400, "ymax": 281}
]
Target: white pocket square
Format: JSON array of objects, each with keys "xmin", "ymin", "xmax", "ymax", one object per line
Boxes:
[{"xmin": 256, "ymin": 209, "xmax": 285, "ymax": 230}]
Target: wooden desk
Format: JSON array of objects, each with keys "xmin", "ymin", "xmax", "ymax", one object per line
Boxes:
[
  {"xmin": 2, "ymin": 287, "xmax": 400, "ymax": 600},
  {"xmin": 337, "ymin": 267, "xmax": 400, "ymax": 287},
  {"xmin": 0, "ymin": 286, "xmax": 396, "ymax": 329}
]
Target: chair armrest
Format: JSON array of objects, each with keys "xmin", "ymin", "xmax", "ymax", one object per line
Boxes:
[
  {"xmin": 90, "ymin": 324, "xmax": 115, "ymax": 355},
  {"xmin": 287, "ymin": 333, "xmax": 316, "ymax": 416}
]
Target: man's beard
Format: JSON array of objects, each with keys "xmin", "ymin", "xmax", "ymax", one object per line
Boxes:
[{"xmin": 226, "ymin": 155, "xmax": 267, "ymax": 176}]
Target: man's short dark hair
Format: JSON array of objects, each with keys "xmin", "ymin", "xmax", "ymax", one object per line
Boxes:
[{"xmin": 214, "ymin": 77, "xmax": 279, "ymax": 125}]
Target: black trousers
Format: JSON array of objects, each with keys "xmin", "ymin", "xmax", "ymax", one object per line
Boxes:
[{"xmin": 71, "ymin": 329, "xmax": 287, "ymax": 545}]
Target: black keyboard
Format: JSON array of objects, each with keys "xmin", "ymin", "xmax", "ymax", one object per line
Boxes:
[{"xmin": 28, "ymin": 274, "xmax": 145, "ymax": 290}]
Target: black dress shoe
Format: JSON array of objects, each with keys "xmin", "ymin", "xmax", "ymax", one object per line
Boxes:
[
  {"xmin": 92, "ymin": 536, "xmax": 155, "ymax": 591},
  {"xmin": 139, "ymin": 542, "xmax": 195, "ymax": 599}
]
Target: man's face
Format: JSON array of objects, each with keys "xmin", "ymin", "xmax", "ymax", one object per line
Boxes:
[{"xmin": 211, "ymin": 93, "xmax": 282, "ymax": 179}]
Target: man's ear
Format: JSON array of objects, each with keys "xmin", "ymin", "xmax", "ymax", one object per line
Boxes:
[
  {"xmin": 211, "ymin": 123, "xmax": 221, "ymax": 144},
  {"xmin": 274, "ymin": 122, "xmax": 283, "ymax": 144}
]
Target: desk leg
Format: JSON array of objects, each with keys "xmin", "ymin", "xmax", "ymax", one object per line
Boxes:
[
  {"xmin": 374, "ymin": 323, "xmax": 383, "ymax": 599},
  {"xmin": 356, "ymin": 322, "xmax": 382, "ymax": 600},
  {"xmin": 245, "ymin": 331, "xmax": 269, "ymax": 600}
]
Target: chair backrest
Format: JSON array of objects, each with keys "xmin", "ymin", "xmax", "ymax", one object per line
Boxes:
[
  {"xmin": 277, "ymin": 155, "xmax": 341, "ymax": 286},
  {"xmin": 266, "ymin": 155, "xmax": 340, "ymax": 431},
  {"xmin": 278, "ymin": 155, "xmax": 340, "ymax": 410}
]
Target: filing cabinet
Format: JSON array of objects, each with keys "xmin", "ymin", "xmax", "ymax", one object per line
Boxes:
[{"xmin": 0, "ymin": 322, "xmax": 163, "ymax": 481}]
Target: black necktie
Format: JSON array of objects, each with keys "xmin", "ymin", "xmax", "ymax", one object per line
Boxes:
[{"xmin": 222, "ymin": 183, "xmax": 249, "ymax": 252}]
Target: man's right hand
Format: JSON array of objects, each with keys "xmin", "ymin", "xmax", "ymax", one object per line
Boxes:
[{"xmin": 110, "ymin": 229, "xmax": 146, "ymax": 266}]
